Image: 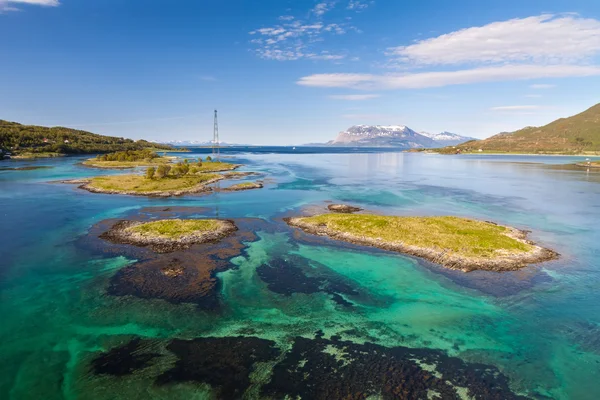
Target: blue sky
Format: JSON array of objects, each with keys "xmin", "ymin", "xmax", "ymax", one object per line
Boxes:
[{"xmin": 2, "ymin": 0, "xmax": 600, "ymax": 145}]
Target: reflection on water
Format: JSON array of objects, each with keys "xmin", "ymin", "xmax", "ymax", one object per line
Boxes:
[{"xmin": 0, "ymin": 152, "xmax": 599, "ymax": 399}]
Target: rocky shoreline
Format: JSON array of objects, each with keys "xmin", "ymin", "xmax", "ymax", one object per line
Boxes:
[
  {"xmin": 100, "ymin": 219, "xmax": 238, "ymax": 253},
  {"xmin": 285, "ymin": 217, "xmax": 559, "ymax": 272}
]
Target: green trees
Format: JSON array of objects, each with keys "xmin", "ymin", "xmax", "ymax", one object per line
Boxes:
[
  {"xmin": 145, "ymin": 167, "xmax": 156, "ymax": 179},
  {"xmin": 0, "ymin": 120, "xmax": 173, "ymax": 156},
  {"xmin": 155, "ymin": 164, "xmax": 171, "ymax": 179},
  {"xmin": 96, "ymin": 149, "xmax": 159, "ymax": 162},
  {"xmin": 206, "ymin": 156, "xmax": 212, "ymax": 161}
]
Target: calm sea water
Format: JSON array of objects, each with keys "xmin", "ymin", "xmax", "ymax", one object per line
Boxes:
[{"xmin": 1, "ymin": 150, "xmax": 599, "ymax": 399}]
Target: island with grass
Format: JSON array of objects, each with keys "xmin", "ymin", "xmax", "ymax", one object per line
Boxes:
[
  {"xmin": 100, "ymin": 218, "xmax": 237, "ymax": 253},
  {"xmin": 65, "ymin": 158, "xmax": 246, "ymax": 196},
  {"xmin": 285, "ymin": 214, "xmax": 558, "ymax": 272},
  {"xmin": 224, "ymin": 181, "xmax": 263, "ymax": 191},
  {"xmin": 81, "ymin": 149, "xmax": 172, "ymax": 169}
]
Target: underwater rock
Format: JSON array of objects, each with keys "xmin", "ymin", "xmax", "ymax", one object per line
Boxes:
[
  {"xmin": 262, "ymin": 336, "xmax": 527, "ymax": 400},
  {"xmin": 91, "ymin": 338, "xmax": 160, "ymax": 376},
  {"xmin": 156, "ymin": 336, "xmax": 280, "ymax": 399}
]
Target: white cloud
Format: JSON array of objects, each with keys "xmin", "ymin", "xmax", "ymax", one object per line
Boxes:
[
  {"xmin": 347, "ymin": 0, "xmax": 371, "ymax": 11},
  {"xmin": 7, "ymin": 0, "xmax": 59, "ymax": 5},
  {"xmin": 490, "ymin": 105, "xmax": 540, "ymax": 111},
  {"xmin": 298, "ymin": 64, "xmax": 600, "ymax": 89},
  {"xmin": 524, "ymin": 94, "xmax": 542, "ymax": 98},
  {"xmin": 312, "ymin": 1, "xmax": 336, "ymax": 17},
  {"xmin": 249, "ymin": 16, "xmax": 350, "ymax": 61},
  {"xmin": 387, "ymin": 14, "xmax": 600, "ymax": 66},
  {"xmin": 1, "ymin": 0, "xmax": 59, "ymax": 12},
  {"xmin": 329, "ymin": 94, "xmax": 380, "ymax": 100},
  {"xmin": 529, "ymin": 83, "xmax": 556, "ymax": 89}
]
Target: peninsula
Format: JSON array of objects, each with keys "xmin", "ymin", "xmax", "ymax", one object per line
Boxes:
[{"xmin": 285, "ymin": 214, "xmax": 558, "ymax": 272}]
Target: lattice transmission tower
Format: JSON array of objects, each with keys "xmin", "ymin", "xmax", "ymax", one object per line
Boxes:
[{"xmin": 212, "ymin": 109, "xmax": 220, "ymax": 161}]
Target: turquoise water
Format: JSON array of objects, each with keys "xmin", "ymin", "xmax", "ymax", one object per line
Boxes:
[{"xmin": 0, "ymin": 152, "xmax": 599, "ymax": 399}]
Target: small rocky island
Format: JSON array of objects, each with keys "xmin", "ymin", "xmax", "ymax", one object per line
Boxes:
[
  {"xmin": 224, "ymin": 181, "xmax": 264, "ymax": 191},
  {"xmin": 327, "ymin": 204, "xmax": 362, "ymax": 213},
  {"xmin": 100, "ymin": 218, "xmax": 237, "ymax": 253},
  {"xmin": 285, "ymin": 214, "xmax": 558, "ymax": 272}
]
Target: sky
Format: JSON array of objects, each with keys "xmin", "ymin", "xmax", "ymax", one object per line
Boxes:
[{"xmin": 2, "ymin": 0, "xmax": 600, "ymax": 145}]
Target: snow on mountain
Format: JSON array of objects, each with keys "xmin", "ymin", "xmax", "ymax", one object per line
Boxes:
[
  {"xmin": 419, "ymin": 131, "xmax": 476, "ymax": 146},
  {"xmin": 329, "ymin": 125, "xmax": 436, "ymax": 148}
]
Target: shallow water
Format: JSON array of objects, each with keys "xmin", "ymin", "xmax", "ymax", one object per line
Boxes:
[{"xmin": 0, "ymin": 152, "xmax": 599, "ymax": 399}]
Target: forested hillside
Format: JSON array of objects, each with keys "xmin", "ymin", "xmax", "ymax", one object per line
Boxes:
[{"xmin": 0, "ymin": 120, "xmax": 171, "ymax": 156}]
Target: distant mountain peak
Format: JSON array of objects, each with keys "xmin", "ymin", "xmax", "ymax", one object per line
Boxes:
[{"xmin": 326, "ymin": 125, "xmax": 473, "ymax": 148}]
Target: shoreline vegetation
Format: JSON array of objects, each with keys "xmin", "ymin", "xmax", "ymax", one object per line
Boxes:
[
  {"xmin": 100, "ymin": 219, "xmax": 237, "ymax": 253},
  {"xmin": 285, "ymin": 214, "xmax": 558, "ymax": 272}
]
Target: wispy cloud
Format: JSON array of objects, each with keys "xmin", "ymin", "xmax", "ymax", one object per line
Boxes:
[
  {"xmin": 1, "ymin": 0, "xmax": 59, "ymax": 12},
  {"xmin": 329, "ymin": 94, "xmax": 380, "ymax": 100},
  {"xmin": 249, "ymin": 1, "xmax": 371, "ymax": 61},
  {"xmin": 347, "ymin": 0, "xmax": 372, "ymax": 11},
  {"xmin": 199, "ymin": 75, "xmax": 217, "ymax": 82},
  {"xmin": 298, "ymin": 13, "xmax": 600, "ymax": 90},
  {"xmin": 312, "ymin": 1, "xmax": 336, "ymax": 17},
  {"xmin": 490, "ymin": 105, "xmax": 540, "ymax": 111},
  {"xmin": 387, "ymin": 15, "xmax": 600, "ymax": 66},
  {"xmin": 529, "ymin": 83, "xmax": 556, "ymax": 89},
  {"xmin": 298, "ymin": 65, "xmax": 600, "ymax": 89},
  {"xmin": 249, "ymin": 19, "xmax": 350, "ymax": 60}
]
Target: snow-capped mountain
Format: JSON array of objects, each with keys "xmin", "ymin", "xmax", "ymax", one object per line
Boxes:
[
  {"xmin": 328, "ymin": 125, "xmax": 436, "ymax": 148},
  {"xmin": 419, "ymin": 131, "xmax": 476, "ymax": 146}
]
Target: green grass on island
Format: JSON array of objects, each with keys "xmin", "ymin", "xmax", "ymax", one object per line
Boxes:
[
  {"xmin": 191, "ymin": 161, "xmax": 239, "ymax": 173},
  {"xmin": 296, "ymin": 214, "xmax": 532, "ymax": 258},
  {"xmin": 126, "ymin": 219, "xmax": 222, "ymax": 239},
  {"xmin": 87, "ymin": 173, "xmax": 221, "ymax": 194}
]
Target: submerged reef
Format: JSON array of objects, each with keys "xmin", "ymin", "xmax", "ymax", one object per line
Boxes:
[{"xmin": 87, "ymin": 334, "xmax": 526, "ymax": 400}]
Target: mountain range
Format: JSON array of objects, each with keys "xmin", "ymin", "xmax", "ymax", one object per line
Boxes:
[
  {"xmin": 453, "ymin": 103, "xmax": 600, "ymax": 154},
  {"xmin": 325, "ymin": 125, "xmax": 475, "ymax": 148}
]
